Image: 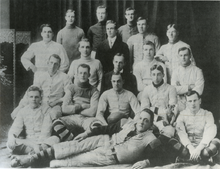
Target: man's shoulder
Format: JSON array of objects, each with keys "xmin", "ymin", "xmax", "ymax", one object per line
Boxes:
[
  {"xmin": 127, "ymin": 34, "xmax": 139, "ymax": 41},
  {"xmin": 146, "ymin": 32, "xmax": 159, "ymax": 38},
  {"xmin": 118, "ymin": 24, "xmax": 127, "ymax": 30}
]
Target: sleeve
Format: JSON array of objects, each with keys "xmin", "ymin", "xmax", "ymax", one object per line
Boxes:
[
  {"xmin": 87, "ymin": 28, "xmax": 93, "ymax": 48},
  {"xmin": 133, "ymin": 65, "xmax": 145, "ymax": 92},
  {"xmin": 155, "ymin": 46, "xmax": 169, "ymax": 62},
  {"xmin": 81, "ymin": 90, "xmax": 100, "ymax": 117},
  {"xmin": 20, "ymin": 44, "xmax": 35, "ymax": 70},
  {"xmin": 8, "ymin": 110, "xmax": 24, "ymax": 140},
  {"xmin": 171, "ymin": 70, "xmax": 189, "ymax": 95},
  {"xmin": 200, "ymin": 111, "xmax": 217, "ymax": 146},
  {"xmin": 61, "ymin": 89, "xmax": 74, "ymax": 114},
  {"xmin": 154, "ymin": 36, "xmax": 161, "ymax": 52},
  {"xmin": 176, "ymin": 112, "xmax": 192, "ymax": 147},
  {"xmin": 67, "ymin": 61, "xmax": 76, "ymax": 81},
  {"xmin": 168, "ymin": 86, "xmax": 177, "ymax": 106},
  {"xmin": 141, "ymin": 87, "xmax": 151, "ymax": 109},
  {"xmin": 127, "ymin": 37, "xmax": 134, "ymax": 71},
  {"xmin": 95, "ymin": 92, "xmax": 109, "ymax": 125},
  {"xmin": 63, "ymin": 74, "xmax": 71, "ymax": 91},
  {"xmin": 129, "ymin": 93, "xmax": 141, "ymax": 114},
  {"xmin": 96, "ymin": 61, "xmax": 103, "ymax": 91},
  {"xmin": 56, "ymin": 30, "xmax": 62, "ymax": 44},
  {"xmin": 89, "ymin": 121, "xmax": 122, "ymax": 136},
  {"xmin": 192, "ymin": 68, "xmax": 204, "ymax": 95},
  {"xmin": 58, "ymin": 45, "xmax": 69, "ymax": 72}
]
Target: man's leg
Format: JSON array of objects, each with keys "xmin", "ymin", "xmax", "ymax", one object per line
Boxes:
[
  {"xmin": 201, "ymin": 138, "xmax": 220, "ymax": 161},
  {"xmin": 11, "ymin": 135, "xmax": 110, "ymax": 167},
  {"xmin": 50, "ymin": 147, "xmax": 117, "ymax": 167}
]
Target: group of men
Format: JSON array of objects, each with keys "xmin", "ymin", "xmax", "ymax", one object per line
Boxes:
[{"xmin": 7, "ymin": 5, "xmax": 220, "ymax": 168}]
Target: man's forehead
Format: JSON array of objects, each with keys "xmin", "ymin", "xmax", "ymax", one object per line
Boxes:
[
  {"xmin": 28, "ymin": 90, "xmax": 40, "ymax": 96},
  {"xmin": 137, "ymin": 20, "xmax": 146, "ymax": 24},
  {"xmin": 143, "ymin": 44, "xmax": 154, "ymax": 49},
  {"xmin": 49, "ymin": 57, "xmax": 59, "ymax": 63},
  {"xmin": 80, "ymin": 41, "xmax": 90, "ymax": 47},
  {"xmin": 114, "ymin": 56, "xmax": 124, "ymax": 62},
  {"xmin": 106, "ymin": 23, "xmax": 115, "ymax": 28},
  {"xmin": 179, "ymin": 49, "xmax": 190, "ymax": 55},
  {"xmin": 140, "ymin": 111, "xmax": 151, "ymax": 119},
  {"xmin": 186, "ymin": 93, "xmax": 199, "ymax": 100},
  {"xmin": 66, "ymin": 12, "xmax": 75, "ymax": 16},
  {"xmin": 126, "ymin": 10, "xmax": 134, "ymax": 14},
  {"xmin": 42, "ymin": 27, "xmax": 52, "ymax": 32},
  {"xmin": 97, "ymin": 8, "xmax": 106, "ymax": 13},
  {"xmin": 111, "ymin": 74, "xmax": 122, "ymax": 80}
]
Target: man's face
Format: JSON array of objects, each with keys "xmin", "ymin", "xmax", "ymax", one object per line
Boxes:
[
  {"xmin": 125, "ymin": 10, "xmax": 135, "ymax": 22},
  {"xmin": 96, "ymin": 8, "xmax": 107, "ymax": 22},
  {"xmin": 65, "ymin": 12, "xmax": 75, "ymax": 25},
  {"xmin": 151, "ymin": 69, "xmax": 164, "ymax": 85},
  {"xmin": 47, "ymin": 56, "xmax": 60, "ymax": 75},
  {"xmin": 166, "ymin": 27, "xmax": 178, "ymax": 42},
  {"xmin": 143, "ymin": 44, "xmax": 155, "ymax": 59},
  {"xmin": 137, "ymin": 19, "xmax": 147, "ymax": 34},
  {"xmin": 106, "ymin": 23, "xmax": 117, "ymax": 38},
  {"xmin": 41, "ymin": 27, "xmax": 53, "ymax": 43},
  {"xmin": 77, "ymin": 66, "xmax": 90, "ymax": 83},
  {"xmin": 79, "ymin": 41, "xmax": 91, "ymax": 57},
  {"xmin": 111, "ymin": 74, "xmax": 124, "ymax": 92},
  {"xmin": 179, "ymin": 49, "xmax": 191, "ymax": 67},
  {"xmin": 27, "ymin": 91, "xmax": 41, "ymax": 109},
  {"xmin": 136, "ymin": 111, "xmax": 152, "ymax": 133},
  {"xmin": 186, "ymin": 93, "xmax": 201, "ymax": 113},
  {"xmin": 113, "ymin": 56, "xmax": 125, "ymax": 73}
]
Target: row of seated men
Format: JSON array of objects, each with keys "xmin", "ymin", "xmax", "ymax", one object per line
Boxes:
[{"xmin": 7, "ymin": 5, "xmax": 220, "ymax": 168}]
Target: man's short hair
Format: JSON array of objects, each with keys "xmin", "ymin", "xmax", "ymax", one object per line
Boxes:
[
  {"xmin": 97, "ymin": 5, "xmax": 107, "ymax": 11},
  {"xmin": 178, "ymin": 46, "xmax": 192, "ymax": 57},
  {"xmin": 66, "ymin": 9, "xmax": 75, "ymax": 15},
  {"xmin": 48, "ymin": 54, "xmax": 61, "ymax": 65},
  {"xmin": 40, "ymin": 24, "xmax": 53, "ymax": 32},
  {"xmin": 113, "ymin": 53, "xmax": 125, "ymax": 62},
  {"xmin": 143, "ymin": 40, "xmax": 155, "ymax": 51},
  {"xmin": 137, "ymin": 17, "xmax": 148, "ymax": 24},
  {"xmin": 78, "ymin": 38, "xmax": 90, "ymax": 47},
  {"xmin": 77, "ymin": 63, "xmax": 90, "ymax": 74},
  {"xmin": 125, "ymin": 7, "xmax": 136, "ymax": 14},
  {"xmin": 141, "ymin": 108, "xmax": 154, "ymax": 125},
  {"xmin": 111, "ymin": 72, "xmax": 124, "ymax": 81},
  {"xmin": 186, "ymin": 90, "xmax": 201, "ymax": 99},
  {"xmin": 27, "ymin": 86, "xmax": 43, "ymax": 97},
  {"xmin": 150, "ymin": 64, "xmax": 164, "ymax": 75},
  {"xmin": 167, "ymin": 24, "xmax": 179, "ymax": 32},
  {"xmin": 106, "ymin": 20, "xmax": 117, "ymax": 29}
]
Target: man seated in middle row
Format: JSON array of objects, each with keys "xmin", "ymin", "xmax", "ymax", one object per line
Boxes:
[
  {"xmin": 52, "ymin": 64, "xmax": 100, "ymax": 142},
  {"xmin": 68, "ymin": 38, "xmax": 103, "ymax": 91},
  {"xmin": 171, "ymin": 46, "xmax": 204, "ymax": 112},
  {"xmin": 133, "ymin": 41, "xmax": 167, "ymax": 100},
  {"xmin": 96, "ymin": 73, "xmax": 140, "ymax": 126},
  {"xmin": 11, "ymin": 54, "xmax": 71, "ymax": 122},
  {"xmin": 101, "ymin": 53, "xmax": 138, "ymax": 95}
]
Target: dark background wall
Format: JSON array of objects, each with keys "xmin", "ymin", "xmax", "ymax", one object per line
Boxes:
[{"xmin": 7, "ymin": 0, "xmax": 220, "ymax": 120}]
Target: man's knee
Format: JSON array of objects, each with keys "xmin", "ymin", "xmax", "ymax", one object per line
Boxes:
[{"xmin": 202, "ymin": 138, "xmax": 220, "ymax": 159}]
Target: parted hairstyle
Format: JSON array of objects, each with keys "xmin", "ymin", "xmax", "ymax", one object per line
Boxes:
[
  {"xmin": 185, "ymin": 90, "xmax": 201, "ymax": 99},
  {"xmin": 150, "ymin": 64, "xmax": 164, "ymax": 75},
  {"xmin": 40, "ymin": 24, "xmax": 53, "ymax": 32},
  {"xmin": 77, "ymin": 63, "xmax": 91, "ymax": 74},
  {"xmin": 27, "ymin": 86, "xmax": 43, "ymax": 98},
  {"xmin": 66, "ymin": 9, "xmax": 75, "ymax": 15},
  {"xmin": 97, "ymin": 5, "xmax": 107, "ymax": 11},
  {"xmin": 137, "ymin": 16, "xmax": 148, "ymax": 24},
  {"xmin": 125, "ymin": 7, "xmax": 136, "ymax": 14},
  {"xmin": 178, "ymin": 46, "xmax": 192, "ymax": 57},
  {"xmin": 106, "ymin": 20, "xmax": 117, "ymax": 29},
  {"xmin": 143, "ymin": 40, "xmax": 155, "ymax": 51},
  {"xmin": 167, "ymin": 24, "xmax": 179, "ymax": 32},
  {"xmin": 141, "ymin": 108, "xmax": 154, "ymax": 125},
  {"xmin": 48, "ymin": 54, "xmax": 61, "ymax": 65}
]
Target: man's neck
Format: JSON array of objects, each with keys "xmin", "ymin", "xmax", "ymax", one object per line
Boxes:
[
  {"xmin": 48, "ymin": 70, "xmax": 57, "ymax": 77},
  {"xmin": 66, "ymin": 23, "xmax": 75, "ymax": 28},
  {"xmin": 143, "ymin": 57, "xmax": 154, "ymax": 62},
  {"xmin": 42, "ymin": 40, "xmax": 51, "ymax": 44},
  {"xmin": 81, "ymin": 55, "xmax": 91, "ymax": 60},
  {"xmin": 182, "ymin": 61, "xmax": 191, "ymax": 68},
  {"xmin": 127, "ymin": 21, "xmax": 134, "ymax": 26},
  {"xmin": 191, "ymin": 108, "xmax": 200, "ymax": 115}
]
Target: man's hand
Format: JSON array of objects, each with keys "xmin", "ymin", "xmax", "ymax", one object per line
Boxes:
[
  {"xmin": 74, "ymin": 132, "xmax": 88, "ymax": 142},
  {"xmin": 188, "ymin": 84, "xmax": 195, "ymax": 91},
  {"xmin": 48, "ymin": 100, "xmax": 58, "ymax": 107},
  {"xmin": 190, "ymin": 144, "xmax": 205, "ymax": 161},
  {"xmin": 132, "ymin": 160, "xmax": 150, "ymax": 169},
  {"xmin": 28, "ymin": 65, "xmax": 37, "ymax": 73},
  {"xmin": 7, "ymin": 137, "xmax": 16, "ymax": 150}
]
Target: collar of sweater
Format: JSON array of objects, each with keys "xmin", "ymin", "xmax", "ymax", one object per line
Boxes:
[
  {"xmin": 97, "ymin": 21, "xmax": 106, "ymax": 26},
  {"xmin": 77, "ymin": 80, "xmax": 91, "ymax": 88},
  {"xmin": 152, "ymin": 79, "xmax": 164, "ymax": 88},
  {"xmin": 65, "ymin": 24, "xmax": 76, "ymax": 29}
]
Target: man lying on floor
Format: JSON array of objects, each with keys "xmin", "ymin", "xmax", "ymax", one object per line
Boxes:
[{"xmin": 10, "ymin": 108, "xmax": 167, "ymax": 168}]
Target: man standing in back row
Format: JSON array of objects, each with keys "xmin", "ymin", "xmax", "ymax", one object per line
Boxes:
[{"xmin": 87, "ymin": 6, "xmax": 107, "ymax": 59}]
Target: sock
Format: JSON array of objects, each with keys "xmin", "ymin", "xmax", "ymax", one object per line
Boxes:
[
  {"xmin": 53, "ymin": 119, "xmax": 74, "ymax": 142},
  {"xmin": 168, "ymin": 138, "xmax": 189, "ymax": 158}
]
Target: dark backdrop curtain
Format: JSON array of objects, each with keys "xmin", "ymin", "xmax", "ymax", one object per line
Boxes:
[{"xmin": 10, "ymin": 0, "xmax": 220, "ymax": 120}]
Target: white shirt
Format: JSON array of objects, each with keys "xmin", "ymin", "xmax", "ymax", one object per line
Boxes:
[{"xmin": 108, "ymin": 36, "xmax": 117, "ymax": 48}]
